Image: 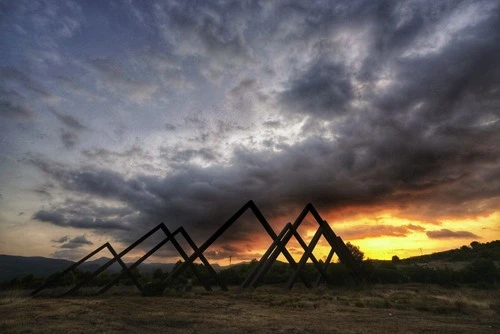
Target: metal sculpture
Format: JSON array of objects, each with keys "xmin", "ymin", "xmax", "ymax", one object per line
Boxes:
[{"xmin": 32, "ymin": 200, "xmax": 367, "ymax": 297}]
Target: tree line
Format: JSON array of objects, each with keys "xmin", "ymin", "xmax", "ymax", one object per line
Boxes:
[{"xmin": 2, "ymin": 241, "xmax": 498, "ymax": 292}]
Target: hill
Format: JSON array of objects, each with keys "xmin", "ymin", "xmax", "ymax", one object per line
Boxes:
[
  {"xmin": 401, "ymin": 240, "xmax": 500, "ymax": 263},
  {"xmin": 0, "ymin": 255, "xmax": 203, "ymax": 282}
]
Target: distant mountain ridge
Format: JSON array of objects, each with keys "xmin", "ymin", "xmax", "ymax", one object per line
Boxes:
[{"xmin": 0, "ymin": 254, "xmax": 223, "ymax": 281}]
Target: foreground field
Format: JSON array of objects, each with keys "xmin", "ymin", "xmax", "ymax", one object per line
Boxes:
[{"xmin": 1, "ymin": 284, "xmax": 499, "ymax": 333}]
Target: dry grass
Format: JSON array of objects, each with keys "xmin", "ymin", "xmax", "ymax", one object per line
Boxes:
[{"xmin": 1, "ymin": 284, "xmax": 499, "ymax": 333}]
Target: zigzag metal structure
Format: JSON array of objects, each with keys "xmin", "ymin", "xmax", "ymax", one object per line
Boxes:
[{"xmin": 32, "ymin": 200, "xmax": 367, "ymax": 297}]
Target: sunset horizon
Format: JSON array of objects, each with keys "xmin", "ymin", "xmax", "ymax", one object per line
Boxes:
[{"xmin": 1, "ymin": 0, "xmax": 499, "ymax": 267}]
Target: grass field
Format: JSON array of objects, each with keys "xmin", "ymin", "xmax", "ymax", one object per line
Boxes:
[{"xmin": 1, "ymin": 284, "xmax": 499, "ymax": 333}]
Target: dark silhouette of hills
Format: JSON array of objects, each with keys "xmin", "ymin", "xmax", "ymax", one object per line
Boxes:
[{"xmin": 0, "ymin": 254, "xmax": 222, "ymax": 281}]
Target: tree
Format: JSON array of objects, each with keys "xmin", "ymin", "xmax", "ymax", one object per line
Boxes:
[
  {"xmin": 153, "ymin": 268, "xmax": 164, "ymax": 280},
  {"xmin": 391, "ymin": 255, "xmax": 400, "ymax": 264},
  {"xmin": 470, "ymin": 241, "xmax": 480, "ymax": 250},
  {"xmin": 346, "ymin": 242, "xmax": 364, "ymax": 263}
]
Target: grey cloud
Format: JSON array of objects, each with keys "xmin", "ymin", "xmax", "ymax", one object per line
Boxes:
[
  {"xmin": 0, "ymin": 67, "xmax": 53, "ymax": 98},
  {"xmin": 59, "ymin": 235, "xmax": 94, "ymax": 249},
  {"xmin": 61, "ymin": 130, "xmax": 78, "ymax": 149},
  {"xmin": 33, "ymin": 207, "xmax": 130, "ymax": 231},
  {"xmin": 169, "ymin": 148, "xmax": 218, "ymax": 164},
  {"xmin": 280, "ymin": 61, "xmax": 353, "ymax": 118},
  {"xmin": 28, "ymin": 121, "xmax": 498, "ymax": 249},
  {"xmin": 51, "ymin": 110, "xmax": 86, "ymax": 131},
  {"xmin": 82, "ymin": 145, "xmax": 151, "ymax": 162},
  {"xmin": 52, "ymin": 236, "xmax": 70, "ymax": 244},
  {"xmin": 0, "ymin": 99, "xmax": 33, "ymax": 118},
  {"xmin": 263, "ymin": 120, "xmax": 282, "ymax": 128},
  {"xmin": 340, "ymin": 224, "xmax": 426, "ymax": 240},
  {"xmin": 13, "ymin": 0, "xmax": 500, "ymax": 258},
  {"xmin": 229, "ymin": 78, "xmax": 256, "ymax": 97},
  {"xmin": 33, "ymin": 210, "xmax": 65, "ymax": 226},
  {"xmin": 165, "ymin": 123, "xmax": 177, "ymax": 131},
  {"xmin": 426, "ymin": 229, "xmax": 481, "ymax": 239},
  {"xmin": 85, "ymin": 58, "xmax": 158, "ymax": 103}
]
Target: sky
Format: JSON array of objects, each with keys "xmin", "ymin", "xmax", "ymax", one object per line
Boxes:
[{"xmin": 0, "ymin": 0, "xmax": 499, "ymax": 265}]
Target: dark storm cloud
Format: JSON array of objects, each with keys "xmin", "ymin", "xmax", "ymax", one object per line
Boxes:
[
  {"xmin": 280, "ymin": 62, "xmax": 353, "ymax": 118},
  {"xmin": 33, "ymin": 208, "xmax": 130, "ymax": 231},
  {"xmin": 20, "ymin": 0, "xmax": 500, "ymax": 255},
  {"xmin": 426, "ymin": 229, "xmax": 480, "ymax": 239},
  {"xmin": 82, "ymin": 146, "xmax": 152, "ymax": 162},
  {"xmin": 262, "ymin": 120, "xmax": 282, "ymax": 129},
  {"xmin": 52, "ymin": 235, "xmax": 93, "ymax": 249}
]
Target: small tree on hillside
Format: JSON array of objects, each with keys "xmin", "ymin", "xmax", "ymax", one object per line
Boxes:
[{"xmin": 346, "ymin": 242, "xmax": 365, "ymax": 263}]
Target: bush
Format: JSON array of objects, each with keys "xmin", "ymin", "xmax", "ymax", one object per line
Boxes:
[
  {"xmin": 142, "ymin": 280, "xmax": 165, "ymax": 296},
  {"xmin": 461, "ymin": 259, "xmax": 498, "ymax": 284}
]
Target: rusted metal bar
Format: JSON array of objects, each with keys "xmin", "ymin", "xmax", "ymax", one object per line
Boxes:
[
  {"xmin": 286, "ymin": 226, "xmax": 323, "ymax": 289},
  {"xmin": 31, "ymin": 242, "xmax": 109, "ymax": 296}
]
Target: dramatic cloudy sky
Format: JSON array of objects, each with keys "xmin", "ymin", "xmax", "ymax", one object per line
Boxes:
[{"xmin": 1, "ymin": 0, "xmax": 499, "ymax": 264}]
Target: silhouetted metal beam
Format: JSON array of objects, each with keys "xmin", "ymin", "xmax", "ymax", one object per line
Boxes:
[
  {"xmin": 248, "ymin": 227, "xmax": 295, "ymax": 288},
  {"xmin": 247, "ymin": 203, "xmax": 323, "ymax": 289},
  {"xmin": 96, "ymin": 229, "xmax": 179, "ymax": 295},
  {"xmin": 240, "ymin": 223, "xmax": 292, "ymax": 289},
  {"xmin": 164, "ymin": 201, "xmax": 311, "ymax": 288},
  {"xmin": 106, "ymin": 243, "xmax": 143, "ymax": 292},
  {"xmin": 31, "ymin": 242, "xmax": 109, "ymax": 296},
  {"xmin": 247, "ymin": 203, "xmax": 327, "ymax": 289},
  {"xmin": 316, "ymin": 247, "xmax": 335, "ymax": 286},
  {"xmin": 289, "ymin": 228, "xmax": 332, "ymax": 286},
  {"xmin": 286, "ymin": 226, "xmax": 323, "ymax": 289},
  {"xmin": 248, "ymin": 202, "xmax": 311, "ymax": 287},
  {"xmin": 62, "ymin": 223, "xmax": 167, "ymax": 296},
  {"xmin": 160, "ymin": 225, "xmax": 212, "ymax": 291},
  {"xmin": 178, "ymin": 227, "xmax": 227, "ymax": 291}
]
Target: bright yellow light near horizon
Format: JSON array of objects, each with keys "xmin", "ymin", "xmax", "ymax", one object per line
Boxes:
[{"xmin": 332, "ymin": 211, "xmax": 500, "ymax": 260}]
